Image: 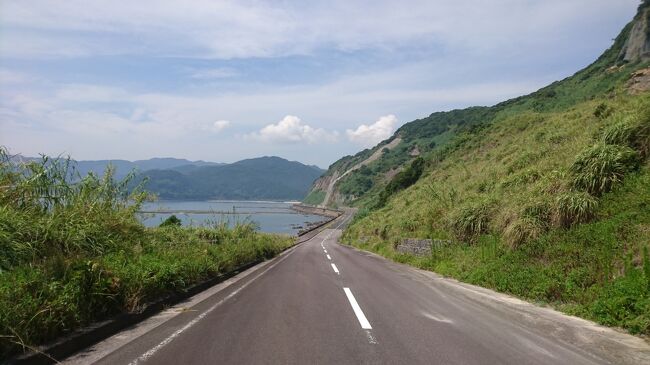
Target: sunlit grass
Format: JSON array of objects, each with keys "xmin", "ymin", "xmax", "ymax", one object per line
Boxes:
[
  {"xmin": 0, "ymin": 151, "xmax": 293, "ymax": 358},
  {"xmin": 342, "ymin": 92, "xmax": 650, "ymax": 335}
]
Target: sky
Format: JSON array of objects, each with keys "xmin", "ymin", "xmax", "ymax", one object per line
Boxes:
[{"xmin": 0, "ymin": 0, "xmax": 641, "ymax": 168}]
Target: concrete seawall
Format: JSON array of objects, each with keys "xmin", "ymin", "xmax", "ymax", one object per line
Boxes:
[
  {"xmin": 291, "ymin": 203, "xmax": 342, "ymax": 218},
  {"xmin": 291, "ymin": 204, "xmax": 343, "ymax": 237}
]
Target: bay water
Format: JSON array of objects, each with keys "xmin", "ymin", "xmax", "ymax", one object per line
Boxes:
[{"xmin": 139, "ymin": 200, "xmax": 326, "ymax": 235}]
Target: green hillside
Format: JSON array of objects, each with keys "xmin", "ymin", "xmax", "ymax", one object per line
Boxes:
[
  {"xmin": 139, "ymin": 156, "xmax": 324, "ymax": 200},
  {"xmin": 9, "ymin": 156, "xmax": 223, "ymax": 181},
  {"xmin": 316, "ymin": 4, "xmax": 650, "ymax": 335}
]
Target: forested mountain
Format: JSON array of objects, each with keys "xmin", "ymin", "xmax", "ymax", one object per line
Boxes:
[
  {"xmin": 11, "ymin": 155, "xmax": 323, "ymax": 200},
  {"xmin": 138, "ymin": 156, "xmax": 324, "ymax": 200}
]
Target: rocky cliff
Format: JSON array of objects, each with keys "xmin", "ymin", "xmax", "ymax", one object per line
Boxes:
[{"xmin": 620, "ymin": 1, "xmax": 650, "ymax": 62}]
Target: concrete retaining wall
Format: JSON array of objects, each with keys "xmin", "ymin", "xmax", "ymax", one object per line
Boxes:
[{"xmin": 396, "ymin": 238, "xmax": 452, "ymax": 256}]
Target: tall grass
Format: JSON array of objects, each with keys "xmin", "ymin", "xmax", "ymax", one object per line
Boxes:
[
  {"xmin": 340, "ymin": 92, "xmax": 650, "ymax": 335},
  {"xmin": 451, "ymin": 199, "xmax": 493, "ymax": 242},
  {"xmin": 0, "ymin": 149, "xmax": 293, "ymax": 359},
  {"xmin": 570, "ymin": 143, "xmax": 639, "ymax": 196},
  {"xmin": 553, "ymin": 191, "xmax": 599, "ymax": 228},
  {"xmin": 602, "ymin": 102, "xmax": 650, "ymax": 157}
]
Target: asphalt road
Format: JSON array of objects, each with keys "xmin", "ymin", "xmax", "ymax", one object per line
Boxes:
[{"xmin": 64, "ymin": 212, "xmax": 650, "ymax": 365}]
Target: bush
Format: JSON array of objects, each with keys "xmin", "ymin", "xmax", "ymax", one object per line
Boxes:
[
  {"xmin": 594, "ymin": 103, "xmax": 613, "ymax": 119},
  {"xmin": 160, "ymin": 215, "xmax": 182, "ymax": 227},
  {"xmin": 571, "ymin": 143, "xmax": 640, "ymax": 196},
  {"xmin": 553, "ymin": 191, "xmax": 599, "ymax": 228}
]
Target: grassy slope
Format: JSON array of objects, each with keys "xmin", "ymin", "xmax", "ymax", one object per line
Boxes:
[
  {"xmin": 341, "ymin": 18, "xmax": 650, "ymax": 335},
  {"xmin": 303, "ymin": 189, "xmax": 326, "ymax": 205},
  {"xmin": 0, "ymin": 156, "xmax": 293, "ymax": 359},
  {"xmin": 343, "ymin": 94, "xmax": 650, "ymax": 334},
  {"xmin": 322, "ymin": 20, "xmax": 637, "ymax": 208}
]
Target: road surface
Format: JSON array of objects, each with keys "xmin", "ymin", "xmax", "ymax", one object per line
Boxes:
[{"xmin": 64, "ymin": 212, "xmax": 650, "ymax": 365}]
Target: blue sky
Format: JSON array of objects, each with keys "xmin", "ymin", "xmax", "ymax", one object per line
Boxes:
[{"xmin": 0, "ymin": 0, "xmax": 641, "ymax": 168}]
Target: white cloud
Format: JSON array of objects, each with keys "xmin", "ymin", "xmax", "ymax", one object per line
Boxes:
[
  {"xmin": 346, "ymin": 115, "xmax": 397, "ymax": 148},
  {"xmin": 0, "ymin": 0, "xmax": 637, "ymax": 59},
  {"xmin": 247, "ymin": 115, "xmax": 338, "ymax": 144},
  {"xmin": 211, "ymin": 119, "xmax": 231, "ymax": 132}
]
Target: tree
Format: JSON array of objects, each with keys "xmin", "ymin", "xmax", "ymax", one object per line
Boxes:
[{"xmin": 160, "ymin": 215, "xmax": 182, "ymax": 227}]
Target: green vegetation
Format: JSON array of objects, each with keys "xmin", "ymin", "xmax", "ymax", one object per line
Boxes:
[
  {"xmin": 303, "ymin": 189, "xmax": 326, "ymax": 205},
  {"xmin": 570, "ymin": 143, "xmax": 640, "ymax": 196},
  {"xmin": 136, "ymin": 156, "xmax": 324, "ymax": 201},
  {"xmin": 308, "ymin": 10, "xmax": 642, "ymax": 208},
  {"xmin": 324, "ymin": 8, "xmax": 650, "ymax": 337},
  {"xmin": 338, "ymin": 165, "xmax": 373, "ymax": 197},
  {"xmin": 343, "ymin": 95, "xmax": 650, "ymax": 336},
  {"xmin": 0, "ymin": 152, "xmax": 293, "ymax": 359},
  {"xmin": 376, "ymin": 157, "xmax": 425, "ymax": 208},
  {"xmin": 160, "ymin": 214, "xmax": 182, "ymax": 227}
]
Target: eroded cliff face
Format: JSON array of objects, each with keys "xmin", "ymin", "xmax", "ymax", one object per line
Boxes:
[
  {"xmin": 308, "ymin": 137, "xmax": 404, "ymax": 207},
  {"xmin": 620, "ymin": 5, "xmax": 650, "ymax": 62},
  {"xmin": 311, "ymin": 172, "xmax": 340, "ymax": 207}
]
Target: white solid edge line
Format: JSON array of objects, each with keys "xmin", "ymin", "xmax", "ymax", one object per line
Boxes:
[
  {"xmin": 326, "ymin": 254, "xmax": 331, "ymax": 260},
  {"xmin": 331, "ymin": 263, "xmax": 339, "ymax": 274},
  {"xmin": 343, "ymin": 288, "xmax": 372, "ymax": 329},
  {"xmin": 128, "ymin": 248, "xmax": 297, "ymax": 365}
]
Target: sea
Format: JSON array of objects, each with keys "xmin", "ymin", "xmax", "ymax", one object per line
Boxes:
[{"xmin": 138, "ymin": 200, "xmax": 326, "ymax": 235}]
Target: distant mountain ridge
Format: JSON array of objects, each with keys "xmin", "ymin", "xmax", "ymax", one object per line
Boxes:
[
  {"xmin": 11, "ymin": 155, "xmax": 324, "ymax": 201},
  {"xmin": 136, "ymin": 156, "xmax": 324, "ymax": 201},
  {"xmin": 9, "ymin": 155, "xmax": 224, "ymax": 180}
]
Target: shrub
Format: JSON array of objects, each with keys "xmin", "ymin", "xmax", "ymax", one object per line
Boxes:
[
  {"xmin": 594, "ymin": 102, "xmax": 613, "ymax": 119},
  {"xmin": 553, "ymin": 191, "xmax": 599, "ymax": 228},
  {"xmin": 571, "ymin": 143, "xmax": 640, "ymax": 196},
  {"xmin": 376, "ymin": 157, "xmax": 425, "ymax": 207},
  {"xmin": 160, "ymin": 215, "xmax": 182, "ymax": 227}
]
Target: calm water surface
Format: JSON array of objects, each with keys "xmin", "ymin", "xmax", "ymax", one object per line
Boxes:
[{"xmin": 139, "ymin": 200, "xmax": 325, "ymax": 235}]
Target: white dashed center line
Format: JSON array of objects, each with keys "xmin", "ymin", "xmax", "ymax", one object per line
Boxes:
[
  {"xmin": 331, "ymin": 263, "xmax": 340, "ymax": 274},
  {"xmin": 326, "ymin": 254, "xmax": 331, "ymax": 260},
  {"xmin": 343, "ymin": 288, "xmax": 372, "ymax": 329}
]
